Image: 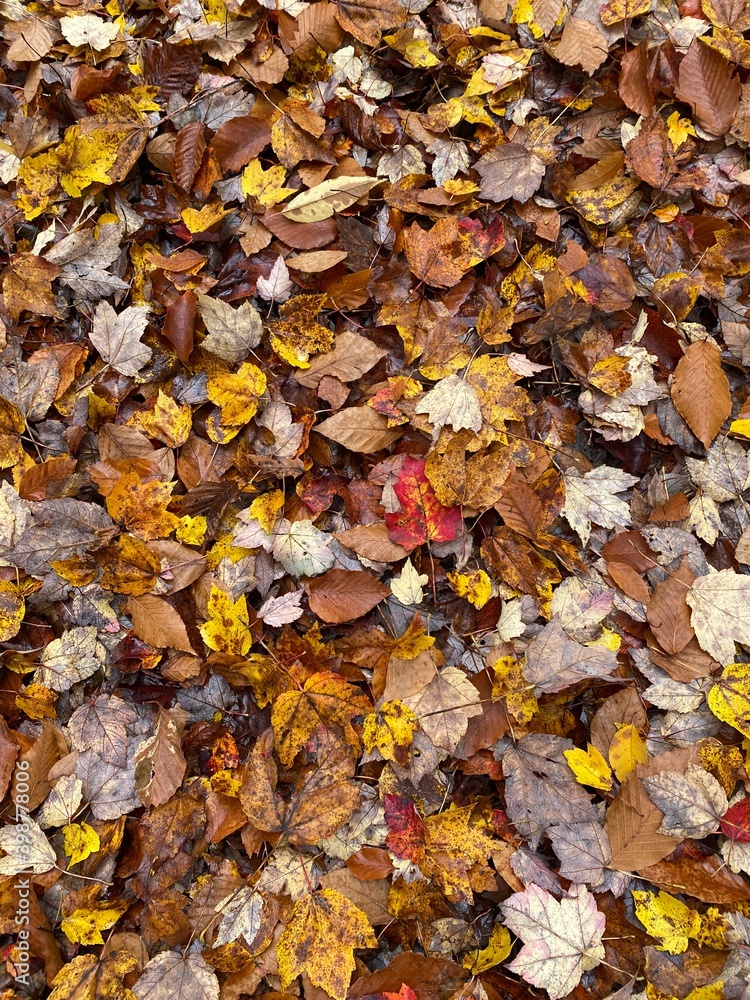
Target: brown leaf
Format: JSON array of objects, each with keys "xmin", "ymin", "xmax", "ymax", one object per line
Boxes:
[
  {"xmin": 475, "ymin": 144, "xmax": 546, "ymax": 203},
  {"xmin": 307, "ymin": 569, "xmax": 390, "ymax": 623},
  {"xmin": 125, "ymin": 594, "xmax": 196, "ymax": 653},
  {"xmin": 162, "ymin": 290, "xmax": 196, "ymax": 363},
  {"xmin": 676, "ymin": 39, "xmax": 741, "ymax": 136},
  {"xmin": 345, "ymin": 847, "xmax": 395, "ymax": 880},
  {"xmin": 315, "ymin": 406, "xmax": 402, "ymax": 452},
  {"xmin": 209, "ymin": 115, "xmax": 271, "ymax": 172},
  {"xmin": 551, "ymin": 16, "xmax": 609, "ymax": 75},
  {"xmin": 335, "ymin": 523, "xmax": 412, "ymax": 562},
  {"xmin": 240, "ymin": 728, "xmax": 360, "ymax": 845},
  {"xmin": 619, "ymin": 39, "xmax": 654, "ymax": 117},
  {"xmin": 639, "ymin": 852, "xmax": 750, "ymax": 904},
  {"xmin": 174, "ymin": 122, "xmax": 206, "ymax": 192},
  {"xmin": 334, "ymin": 0, "xmax": 407, "ymax": 45},
  {"xmin": 647, "ymin": 558, "xmax": 695, "ymax": 655},
  {"xmin": 671, "ymin": 339, "xmax": 731, "ymax": 448}
]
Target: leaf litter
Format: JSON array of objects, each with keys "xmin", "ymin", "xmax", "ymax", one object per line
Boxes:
[{"xmin": 1, "ymin": 1, "xmax": 750, "ymax": 999}]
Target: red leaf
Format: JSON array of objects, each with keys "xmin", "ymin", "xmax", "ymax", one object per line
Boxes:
[
  {"xmin": 384, "ymin": 457, "xmax": 462, "ymax": 548},
  {"xmin": 721, "ymin": 798, "xmax": 750, "ymax": 842},
  {"xmin": 384, "ymin": 792, "xmax": 425, "ymax": 861}
]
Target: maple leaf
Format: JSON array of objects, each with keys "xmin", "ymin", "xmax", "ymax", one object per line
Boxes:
[
  {"xmin": 240, "ymin": 728, "xmax": 361, "ymax": 845},
  {"xmin": 501, "ymin": 885, "xmax": 605, "ymax": 999},
  {"xmin": 272, "ymin": 519, "xmax": 335, "ymax": 577},
  {"xmin": 90, "ymin": 301, "xmax": 151, "ymax": 377},
  {"xmin": 197, "ymin": 292, "xmax": 263, "ymax": 363},
  {"xmin": 402, "ymin": 666, "xmax": 482, "ymax": 755},
  {"xmin": 278, "ymin": 889, "xmax": 377, "ymax": 1000},
  {"xmin": 268, "ymin": 293, "xmax": 334, "ymax": 368},
  {"xmin": 562, "ymin": 467, "xmax": 639, "ymax": 546},
  {"xmin": 133, "ymin": 951, "xmax": 219, "ymax": 1000},
  {"xmin": 200, "ymin": 584, "xmax": 253, "ymax": 656},
  {"xmin": 49, "ymin": 952, "xmax": 139, "ymax": 1000},
  {"xmin": 106, "ymin": 472, "xmax": 180, "ymax": 541},
  {"xmin": 385, "ymin": 457, "xmax": 462, "ymax": 549},
  {"xmin": 271, "ymin": 670, "xmax": 372, "ymax": 766}
]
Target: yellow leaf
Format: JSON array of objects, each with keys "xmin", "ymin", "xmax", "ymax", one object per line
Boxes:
[
  {"xmin": 666, "ymin": 111, "xmax": 696, "ymax": 149},
  {"xmin": 384, "ymin": 31, "xmax": 440, "ymax": 67},
  {"xmin": 15, "ymin": 149, "xmax": 58, "ymax": 220},
  {"xmin": 491, "ymin": 653, "xmax": 538, "ymax": 724},
  {"xmin": 389, "ymin": 614, "xmax": 435, "ymax": 659},
  {"xmin": 16, "ymin": 683, "xmax": 57, "ymax": 720},
  {"xmin": 63, "ymin": 822, "xmax": 100, "ymax": 866},
  {"xmin": 462, "ymin": 923, "xmax": 512, "ymax": 973},
  {"xmin": 699, "ymin": 742, "xmax": 743, "ymax": 795},
  {"xmin": 363, "ymin": 700, "xmax": 419, "ymax": 761},
  {"xmin": 447, "ymin": 569, "xmax": 492, "ymax": 609},
  {"xmin": 241, "ymin": 158, "xmax": 296, "ymax": 207},
  {"xmin": 106, "ymin": 472, "xmax": 180, "ymax": 540},
  {"xmin": 200, "ymin": 584, "xmax": 253, "ymax": 656},
  {"xmin": 272, "ymin": 671, "xmax": 371, "ymax": 766},
  {"xmin": 708, "ymin": 662, "xmax": 750, "ymax": 737},
  {"xmin": 422, "ymin": 805, "xmax": 497, "ymax": 902},
  {"xmin": 206, "ymin": 362, "xmax": 267, "ymax": 443},
  {"xmin": 248, "ymin": 489, "xmax": 285, "ymax": 532},
  {"xmin": 563, "ymin": 743, "xmax": 612, "ymax": 791},
  {"xmin": 56, "ymin": 123, "xmax": 130, "ymax": 197},
  {"xmin": 278, "ymin": 889, "xmax": 377, "ymax": 1000},
  {"xmin": 61, "ymin": 898, "xmax": 127, "ymax": 946},
  {"xmin": 181, "ymin": 202, "xmax": 230, "ymax": 233},
  {"xmin": 0, "ymin": 580, "xmax": 24, "ymax": 642},
  {"xmin": 729, "ymin": 418, "xmax": 750, "ymax": 440},
  {"xmin": 129, "ymin": 389, "xmax": 192, "ymax": 447},
  {"xmin": 608, "ymin": 723, "xmax": 648, "ymax": 781},
  {"xmin": 632, "ymin": 890, "xmax": 700, "ymax": 954},
  {"xmin": 176, "ymin": 514, "xmax": 208, "ymax": 545},
  {"xmin": 269, "ymin": 293, "xmax": 333, "ymax": 368}
]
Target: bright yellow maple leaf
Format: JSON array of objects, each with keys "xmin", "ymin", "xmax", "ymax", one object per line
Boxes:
[
  {"xmin": 248, "ymin": 489, "xmax": 285, "ymax": 532},
  {"xmin": 363, "ymin": 700, "xmax": 418, "ymax": 762},
  {"xmin": 63, "ymin": 822, "xmax": 100, "ymax": 866},
  {"xmin": 278, "ymin": 889, "xmax": 377, "ymax": 1000},
  {"xmin": 447, "ymin": 569, "xmax": 492, "ymax": 609},
  {"xmin": 181, "ymin": 203, "xmax": 230, "ymax": 233},
  {"xmin": 272, "ymin": 670, "xmax": 372, "ymax": 766},
  {"xmin": 608, "ymin": 723, "xmax": 647, "ymax": 781},
  {"xmin": 389, "ymin": 613, "xmax": 435, "ymax": 659},
  {"xmin": 106, "ymin": 472, "xmax": 180, "ymax": 540},
  {"xmin": 61, "ymin": 897, "xmax": 128, "ymax": 946},
  {"xmin": 708, "ymin": 663, "xmax": 750, "ymax": 737},
  {"xmin": 176, "ymin": 514, "xmax": 208, "ymax": 545},
  {"xmin": 200, "ymin": 584, "xmax": 253, "ymax": 656},
  {"xmin": 206, "ymin": 362, "xmax": 267, "ymax": 443},
  {"xmin": 129, "ymin": 389, "xmax": 192, "ymax": 448},
  {"xmin": 242, "ymin": 158, "xmax": 296, "ymax": 207},
  {"xmin": 632, "ymin": 890, "xmax": 700, "ymax": 954},
  {"xmin": 563, "ymin": 743, "xmax": 612, "ymax": 791},
  {"xmin": 666, "ymin": 111, "xmax": 696, "ymax": 149}
]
